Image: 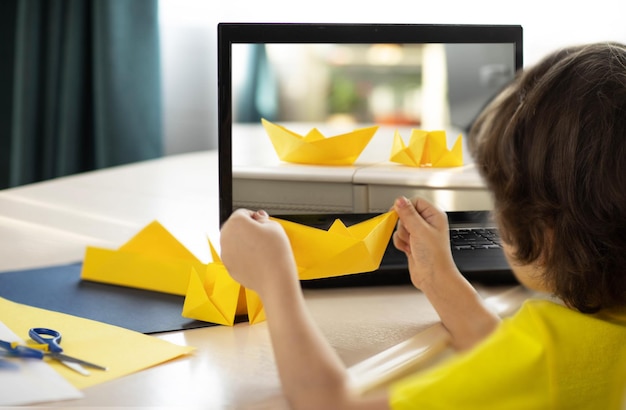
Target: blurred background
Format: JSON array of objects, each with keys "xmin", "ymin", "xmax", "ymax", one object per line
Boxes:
[
  {"xmin": 230, "ymin": 42, "xmax": 515, "ymax": 133},
  {"xmin": 160, "ymin": 0, "xmax": 626, "ymax": 155},
  {"xmin": 1, "ymin": 0, "xmax": 624, "ymax": 188}
]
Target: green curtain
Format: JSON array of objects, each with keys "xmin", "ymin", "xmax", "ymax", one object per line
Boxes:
[{"xmin": 0, "ymin": 0, "xmax": 162, "ymax": 189}]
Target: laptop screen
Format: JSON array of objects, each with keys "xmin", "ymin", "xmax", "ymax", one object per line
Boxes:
[{"xmin": 218, "ymin": 23, "xmax": 523, "ymax": 225}]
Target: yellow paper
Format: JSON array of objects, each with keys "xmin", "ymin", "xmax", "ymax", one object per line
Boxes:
[
  {"xmin": 272, "ymin": 211, "xmax": 399, "ymax": 280},
  {"xmin": 390, "ymin": 129, "xmax": 463, "ymax": 167},
  {"xmin": 261, "ymin": 118, "xmax": 378, "ymax": 165},
  {"xmin": 0, "ymin": 297, "xmax": 194, "ymax": 390},
  {"xmin": 81, "ymin": 221, "xmax": 205, "ymax": 295},
  {"xmin": 182, "ymin": 242, "xmax": 265, "ymax": 326}
]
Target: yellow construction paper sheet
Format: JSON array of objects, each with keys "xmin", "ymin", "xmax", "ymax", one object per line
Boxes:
[
  {"xmin": 272, "ymin": 210, "xmax": 399, "ymax": 280},
  {"xmin": 81, "ymin": 221, "xmax": 205, "ymax": 296},
  {"xmin": 390, "ymin": 129, "xmax": 463, "ymax": 167},
  {"xmin": 0, "ymin": 297, "xmax": 194, "ymax": 390},
  {"xmin": 262, "ymin": 118, "xmax": 378, "ymax": 165}
]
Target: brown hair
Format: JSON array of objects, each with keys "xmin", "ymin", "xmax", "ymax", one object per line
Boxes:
[{"xmin": 469, "ymin": 42, "xmax": 626, "ymax": 312}]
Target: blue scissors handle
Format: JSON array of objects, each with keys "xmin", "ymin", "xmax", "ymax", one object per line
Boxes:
[
  {"xmin": 0, "ymin": 340, "xmax": 44, "ymax": 359},
  {"xmin": 29, "ymin": 328, "xmax": 63, "ymax": 353}
]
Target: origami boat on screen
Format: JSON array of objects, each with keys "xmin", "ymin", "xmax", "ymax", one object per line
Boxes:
[
  {"xmin": 390, "ymin": 129, "xmax": 463, "ymax": 167},
  {"xmin": 261, "ymin": 118, "xmax": 378, "ymax": 165}
]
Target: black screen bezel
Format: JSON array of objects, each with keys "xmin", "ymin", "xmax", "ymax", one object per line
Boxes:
[{"xmin": 218, "ymin": 23, "xmax": 523, "ymax": 225}]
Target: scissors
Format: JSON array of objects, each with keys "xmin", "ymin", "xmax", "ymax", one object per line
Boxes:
[{"xmin": 0, "ymin": 328, "xmax": 107, "ymax": 376}]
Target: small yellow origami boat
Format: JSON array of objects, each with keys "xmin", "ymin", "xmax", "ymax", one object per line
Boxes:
[
  {"xmin": 261, "ymin": 118, "xmax": 378, "ymax": 165},
  {"xmin": 182, "ymin": 242, "xmax": 264, "ymax": 326},
  {"xmin": 390, "ymin": 129, "xmax": 463, "ymax": 167}
]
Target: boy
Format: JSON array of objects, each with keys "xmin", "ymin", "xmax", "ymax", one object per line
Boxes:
[{"xmin": 220, "ymin": 42, "xmax": 626, "ymax": 409}]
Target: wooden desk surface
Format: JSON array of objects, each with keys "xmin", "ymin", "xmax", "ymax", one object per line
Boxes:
[{"xmin": 0, "ymin": 151, "xmax": 511, "ymax": 408}]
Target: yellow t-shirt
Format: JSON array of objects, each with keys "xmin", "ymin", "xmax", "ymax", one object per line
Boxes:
[{"xmin": 389, "ymin": 299, "xmax": 626, "ymax": 409}]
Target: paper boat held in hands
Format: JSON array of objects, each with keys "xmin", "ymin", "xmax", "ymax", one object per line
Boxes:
[
  {"xmin": 272, "ymin": 210, "xmax": 399, "ymax": 280},
  {"xmin": 261, "ymin": 118, "xmax": 378, "ymax": 165},
  {"xmin": 390, "ymin": 129, "xmax": 463, "ymax": 168}
]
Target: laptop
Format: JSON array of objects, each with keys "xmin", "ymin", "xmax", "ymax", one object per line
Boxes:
[{"xmin": 218, "ymin": 23, "xmax": 522, "ymax": 286}]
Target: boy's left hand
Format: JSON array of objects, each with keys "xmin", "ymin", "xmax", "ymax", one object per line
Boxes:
[{"xmin": 220, "ymin": 209, "xmax": 298, "ymax": 299}]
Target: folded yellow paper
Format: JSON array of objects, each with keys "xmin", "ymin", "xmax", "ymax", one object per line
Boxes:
[
  {"xmin": 81, "ymin": 221, "xmax": 205, "ymax": 296},
  {"xmin": 182, "ymin": 242, "xmax": 265, "ymax": 326},
  {"xmin": 262, "ymin": 118, "xmax": 378, "ymax": 165},
  {"xmin": 82, "ymin": 212, "xmax": 398, "ymax": 326},
  {"xmin": 272, "ymin": 211, "xmax": 399, "ymax": 280},
  {"xmin": 390, "ymin": 129, "xmax": 463, "ymax": 167},
  {"xmin": 0, "ymin": 297, "xmax": 194, "ymax": 390},
  {"xmin": 182, "ymin": 212, "xmax": 397, "ymax": 324}
]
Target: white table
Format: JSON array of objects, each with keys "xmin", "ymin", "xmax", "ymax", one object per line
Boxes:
[{"xmin": 0, "ymin": 151, "xmax": 514, "ymax": 408}]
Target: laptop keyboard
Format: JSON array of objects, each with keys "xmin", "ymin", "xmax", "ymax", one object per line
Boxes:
[{"xmin": 450, "ymin": 228, "xmax": 502, "ymax": 250}]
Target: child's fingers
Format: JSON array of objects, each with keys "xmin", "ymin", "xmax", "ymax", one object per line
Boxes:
[
  {"xmin": 393, "ymin": 196, "xmax": 429, "ymax": 236},
  {"xmin": 229, "ymin": 208, "xmax": 256, "ymax": 220},
  {"xmin": 251, "ymin": 209, "xmax": 269, "ymax": 221},
  {"xmin": 229, "ymin": 208, "xmax": 270, "ymax": 225},
  {"xmin": 392, "ymin": 230, "xmax": 411, "ymax": 254}
]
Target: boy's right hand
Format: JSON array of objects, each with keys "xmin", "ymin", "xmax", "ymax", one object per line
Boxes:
[
  {"xmin": 392, "ymin": 196, "xmax": 457, "ymax": 290},
  {"xmin": 393, "ymin": 197, "xmax": 500, "ymax": 350}
]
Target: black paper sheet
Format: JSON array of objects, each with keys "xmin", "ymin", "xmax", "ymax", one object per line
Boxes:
[{"xmin": 0, "ymin": 263, "xmax": 215, "ymax": 334}]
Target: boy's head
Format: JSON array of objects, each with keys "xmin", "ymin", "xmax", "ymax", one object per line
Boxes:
[{"xmin": 469, "ymin": 42, "xmax": 626, "ymax": 312}]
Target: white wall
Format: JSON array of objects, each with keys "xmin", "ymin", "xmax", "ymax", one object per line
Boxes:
[{"xmin": 159, "ymin": 0, "xmax": 626, "ymax": 155}]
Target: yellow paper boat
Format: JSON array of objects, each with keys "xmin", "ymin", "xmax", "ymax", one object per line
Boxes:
[
  {"xmin": 261, "ymin": 118, "xmax": 378, "ymax": 165},
  {"xmin": 272, "ymin": 210, "xmax": 399, "ymax": 280},
  {"xmin": 390, "ymin": 129, "xmax": 463, "ymax": 167},
  {"xmin": 81, "ymin": 221, "xmax": 205, "ymax": 296},
  {"xmin": 182, "ymin": 242, "xmax": 264, "ymax": 326}
]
